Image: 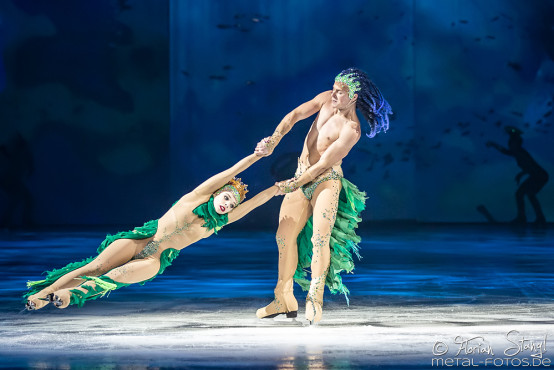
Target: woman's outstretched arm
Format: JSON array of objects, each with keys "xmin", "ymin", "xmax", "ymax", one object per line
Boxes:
[
  {"xmin": 227, "ymin": 185, "xmax": 281, "ymax": 224},
  {"xmin": 192, "ymin": 153, "xmax": 261, "ymax": 198}
]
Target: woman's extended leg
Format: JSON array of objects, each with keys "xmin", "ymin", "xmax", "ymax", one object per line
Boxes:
[
  {"xmin": 306, "ymin": 179, "xmax": 342, "ymax": 323},
  {"xmin": 26, "ymin": 238, "xmax": 151, "ymax": 310},
  {"xmin": 51, "ymin": 257, "xmax": 161, "ymax": 309},
  {"xmin": 256, "ymin": 189, "xmax": 312, "ymax": 318}
]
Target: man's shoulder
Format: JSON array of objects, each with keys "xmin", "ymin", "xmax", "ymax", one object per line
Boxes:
[
  {"xmin": 339, "ymin": 117, "xmax": 361, "ymax": 140},
  {"xmin": 333, "ymin": 114, "xmax": 360, "ymax": 129},
  {"xmin": 314, "ymin": 90, "xmax": 332, "ymax": 103},
  {"xmin": 317, "ymin": 90, "xmax": 333, "ymax": 97}
]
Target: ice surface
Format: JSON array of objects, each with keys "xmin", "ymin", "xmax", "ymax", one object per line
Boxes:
[
  {"xmin": 1, "ymin": 226, "xmax": 553, "ymax": 368},
  {"xmin": 1, "ymin": 300, "xmax": 553, "ymax": 368}
]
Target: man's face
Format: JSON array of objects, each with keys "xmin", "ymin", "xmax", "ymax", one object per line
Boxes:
[
  {"xmin": 213, "ymin": 191, "xmax": 238, "ymax": 214},
  {"xmin": 331, "ymin": 82, "xmax": 356, "ymax": 109}
]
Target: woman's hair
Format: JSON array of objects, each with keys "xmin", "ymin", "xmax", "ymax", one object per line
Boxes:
[{"xmin": 335, "ymin": 68, "xmax": 393, "ymax": 138}]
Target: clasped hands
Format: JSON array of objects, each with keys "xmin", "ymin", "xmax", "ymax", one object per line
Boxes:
[
  {"xmin": 254, "ymin": 136, "xmax": 274, "ymax": 157},
  {"xmin": 254, "ymin": 137, "xmax": 299, "ymax": 195}
]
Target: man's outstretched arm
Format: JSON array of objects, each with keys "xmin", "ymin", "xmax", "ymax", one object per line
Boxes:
[{"xmin": 255, "ymin": 91, "xmax": 331, "ymax": 156}]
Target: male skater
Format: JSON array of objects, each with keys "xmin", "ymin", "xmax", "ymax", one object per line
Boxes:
[{"xmin": 255, "ymin": 68, "xmax": 392, "ymax": 323}]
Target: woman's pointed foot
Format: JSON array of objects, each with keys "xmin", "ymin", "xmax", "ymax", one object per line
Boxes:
[
  {"xmin": 25, "ymin": 294, "xmax": 51, "ymax": 310},
  {"xmin": 25, "ymin": 300, "xmax": 36, "ymax": 310},
  {"xmin": 50, "ymin": 289, "xmax": 71, "ymax": 309}
]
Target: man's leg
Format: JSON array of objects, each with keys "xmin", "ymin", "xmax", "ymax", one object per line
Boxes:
[
  {"xmin": 256, "ymin": 189, "xmax": 312, "ymax": 318},
  {"xmin": 306, "ymin": 179, "xmax": 342, "ymax": 323}
]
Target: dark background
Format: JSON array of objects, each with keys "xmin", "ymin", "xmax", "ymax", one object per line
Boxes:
[{"xmin": 0, "ymin": 0, "xmax": 552, "ymax": 229}]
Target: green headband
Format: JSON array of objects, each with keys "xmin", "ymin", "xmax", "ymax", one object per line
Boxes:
[
  {"xmin": 335, "ymin": 73, "xmax": 361, "ymax": 99},
  {"xmin": 215, "ymin": 185, "xmax": 241, "ymax": 204}
]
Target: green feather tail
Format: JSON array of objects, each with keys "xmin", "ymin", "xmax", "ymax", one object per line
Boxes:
[{"xmin": 294, "ymin": 178, "xmax": 367, "ymax": 305}]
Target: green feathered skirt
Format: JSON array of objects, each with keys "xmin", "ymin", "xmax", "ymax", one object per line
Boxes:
[
  {"xmin": 293, "ymin": 178, "xmax": 366, "ymax": 304},
  {"xmin": 23, "ymin": 219, "xmax": 180, "ymax": 307}
]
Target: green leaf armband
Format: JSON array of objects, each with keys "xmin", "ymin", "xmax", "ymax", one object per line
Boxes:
[
  {"xmin": 264, "ymin": 130, "xmax": 283, "ymax": 152},
  {"xmin": 278, "ymin": 177, "xmax": 300, "ymax": 193}
]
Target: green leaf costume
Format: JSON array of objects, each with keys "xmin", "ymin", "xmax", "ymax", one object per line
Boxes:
[
  {"xmin": 24, "ymin": 198, "xmax": 228, "ymax": 307},
  {"xmin": 294, "ymin": 178, "xmax": 366, "ymax": 304}
]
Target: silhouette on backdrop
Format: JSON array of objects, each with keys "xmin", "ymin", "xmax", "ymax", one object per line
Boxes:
[{"xmin": 486, "ymin": 126, "xmax": 549, "ymax": 225}]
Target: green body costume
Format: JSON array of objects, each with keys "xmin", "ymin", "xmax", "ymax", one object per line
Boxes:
[
  {"xmin": 24, "ymin": 198, "xmax": 227, "ymax": 307},
  {"xmin": 294, "ymin": 178, "xmax": 366, "ymax": 305}
]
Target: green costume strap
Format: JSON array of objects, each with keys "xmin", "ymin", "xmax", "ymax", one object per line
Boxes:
[
  {"xmin": 294, "ymin": 178, "xmax": 367, "ymax": 305},
  {"xmin": 69, "ymin": 276, "xmax": 129, "ymax": 308},
  {"xmin": 61, "ymin": 247, "xmax": 181, "ymax": 308},
  {"xmin": 192, "ymin": 196, "xmax": 228, "ymax": 234},
  {"xmin": 23, "ymin": 219, "xmax": 181, "ymax": 302}
]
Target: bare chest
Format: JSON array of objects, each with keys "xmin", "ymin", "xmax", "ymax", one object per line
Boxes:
[
  {"xmin": 155, "ymin": 204, "xmax": 214, "ymax": 251},
  {"xmin": 178, "ymin": 212, "xmax": 215, "ymax": 242},
  {"xmin": 305, "ymin": 111, "xmax": 343, "ymax": 155}
]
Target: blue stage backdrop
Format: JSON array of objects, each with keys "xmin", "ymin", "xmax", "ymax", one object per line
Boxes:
[{"xmin": 0, "ymin": 0, "xmax": 552, "ymax": 228}]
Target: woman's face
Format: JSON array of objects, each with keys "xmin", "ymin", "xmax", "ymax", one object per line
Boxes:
[{"xmin": 213, "ymin": 191, "xmax": 238, "ymax": 214}]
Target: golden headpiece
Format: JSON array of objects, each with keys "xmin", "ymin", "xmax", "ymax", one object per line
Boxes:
[{"xmin": 214, "ymin": 177, "xmax": 249, "ymax": 203}]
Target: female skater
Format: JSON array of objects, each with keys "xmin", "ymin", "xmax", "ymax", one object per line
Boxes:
[{"xmin": 25, "ymin": 149, "xmax": 279, "ymax": 310}]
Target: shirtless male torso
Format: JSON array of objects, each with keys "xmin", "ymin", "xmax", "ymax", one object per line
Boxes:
[{"xmin": 254, "ymin": 68, "xmax": 392, "ymax": 324}]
